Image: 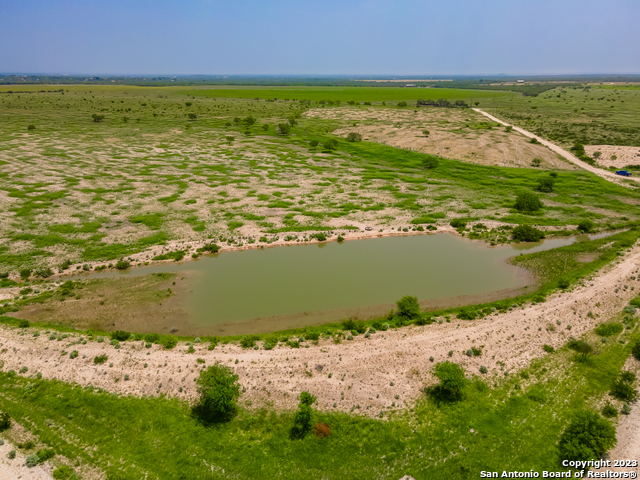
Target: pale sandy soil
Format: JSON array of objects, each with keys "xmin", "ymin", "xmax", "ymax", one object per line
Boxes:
[
  {"xmin": 2, "ymin": 247, "xmax": 640, "ymax": 419},
  {"xmin": 606, "ymin": 358, "xmax": 640, "ymax": 476},
  {"xmin": 585, "ymin": 145, "xmax": 640, "ymax": 169},
  {"xmin": 307, "ymin": 106, "xmax": 570, "ymax": 169},
  {"xmin": 0, "ymin": 440, "xmax": 53, "ymax": 480},
  {"xmin": 475, "ymin": 109, "xmax": 640, "ymax": 187}
]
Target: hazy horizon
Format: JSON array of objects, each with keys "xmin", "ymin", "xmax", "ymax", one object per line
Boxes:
[{"xmin": 1, "ymin": 0, "xmax": 639, "ymax": 76}]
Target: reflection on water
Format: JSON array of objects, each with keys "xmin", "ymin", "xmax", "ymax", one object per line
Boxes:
[{"xmin": 70, "ymin": 232, "xmax": 612, "ymax": 328}]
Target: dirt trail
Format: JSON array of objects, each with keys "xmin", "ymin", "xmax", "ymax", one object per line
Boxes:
[{"xmin": 474, "ymin": 109, "xmax": 640, "ymax": 186}]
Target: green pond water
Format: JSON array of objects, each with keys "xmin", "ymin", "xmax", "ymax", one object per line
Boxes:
[{"xmin": 79, "ymin": 233, "xmax": 605, "ymax": 333}]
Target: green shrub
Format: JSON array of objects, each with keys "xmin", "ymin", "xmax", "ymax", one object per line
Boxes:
[
  {"xmin": 111, "ymin": 330, "xmax": 130, "ymax": 341},
  {"xmin": 542, "ymin": 344, "xmax": 554, "ymax": 353},
  {"xmin": 305, "ymin": 332, "xmax": 320, "ymax": 341},
  {"xmin": 8, "ymin": 450, "xmax": 16, "ymax": 459},
  {"xmin": 536, "ymin": 178, "xmax": 555, "ymax": 193},
  {"xmin": 610, "ymin": 379, "xmax": 638, "ymax": 402},
  {"xmin": 36, "ymin": 448, "xmax": 55, "ymax": 463},
  {"xmin": 558, "ymin": 278, "xmax": 571, "ymax": 289},
  {"xmin": 558, "ymin": 411, "xmax": 616, "ymax": 465},
  {"xmin": 450, "ymin": 219, "xmax": 466, "ymax": 228},
  {"xmin": 291, "ymin": 391, "xmax": 316, "ymax": 439},
  {"xmin": 632, "ymin": 342, "xmax": 640, "ymax": 361},
  {"xmin": 26, "ymin": 454, "xmax": 39, "ymax": 468},
  {"xmin": 514, "ymin": 192, "xmax": 543, "ymax": 212},
  {"xmin": 621, "ymin": 403, "xmax": 632, "ymax": 415},
  {"xmin": 623, "ymin": 305, "xmax": 636, "ymax": 315},
  {"xmin": 595, "ymin": 322, "xmax": 624, "ymax": 337},
  {"xmin": 397, "ymin": 101, "xmax": 407, "ymax": 107},
  {"xmin": 0, "ymin": 412, "xmax": 10, "ymax": 431},
  {"xmin": 567, "ymin": 339, "xmax": 594, "ymax": 361},
  {"xmin": 422, "ymin": 157, "xmax": 439, "ymax": 169},
  {"xmin": 346, "ymin": 132, "xmax": 362, "ymax": 142},
  {"xmin": 93, "ymin": 354, "xmax": 108, "ymax": 365},
  {"xmin": 163, "ymin": 336, "xmax": 178, "ymax": 350},
  {"xmin": 144, "ymin": 333, "xmax": 160, "ymax": 343},
  {"xmin": 396, "ymin": 295, "xmax": 420, "ymax": 320},
  {"xmin": 479, "ymin": 366, "xmax": 488, "ymax": 374},
  {"xmin": 512, "ymin": 225, "xmax": 545, "ymax": 242},
  {"xmin": 240, "ymin": 335, "xmax": 259, "ymax": 349},
  {"xmin": 18, "ymin": 319, "xmax": 29, "ymax": 328},
  {"xmin": 53, "ymin": 465, "xmax": 75, "ymax": 480},
  {"xmin": 577, "ymin": 219, "xmax": 595, "ymax": 233},
  {"xmin": 115, "ymin": 259, "xmax": 131, "ymax": 270},
  {"xmin": 195, "ymin": 363, "xmax": 241, "ymax": 420},
  {"xmin": 601, "ymin": 403, "xmax": 618, "ymax": 418},
  {"xmin": 69, "ymin": 350, "xmax": 78, "ymax": 359},
  {"xmin": 428, "ymin": 361, "xmax": 466, "ymax": 404}
]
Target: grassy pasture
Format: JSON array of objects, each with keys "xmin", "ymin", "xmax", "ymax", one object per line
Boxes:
[
  {"xmin": 184, "ymin": 86, "xmax": 505, "ymax": 103},
  {"xmin": 2, "ymin": 85, "xmax": 640, "ymax": 276},
  {"xmin": 482, "ymin": 84, "xmax": 640, "ymax": 147}
]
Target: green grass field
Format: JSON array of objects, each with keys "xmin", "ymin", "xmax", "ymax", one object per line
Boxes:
[
  {"xmin": 482, "ymin": 84, "xmax": 640, "ymax": 147},
  {"xmin": 184, "ymin": 86, "xmax": 506, "ymax": 103}
]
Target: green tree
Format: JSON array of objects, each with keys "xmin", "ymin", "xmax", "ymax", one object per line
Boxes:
[
  {"xmin": 243, "ymin": 116, "xmax": 256, "ymax": 126},
  {"xmin": 291, "ymin": 391, "xmax": 316, "ymax": 439},
  {"xmin": 422, "ymin": 157, "xmax": 439, "ymax": 169},
  {"xmin": 531, "ymin": 158, "xmax": 542, "ymax": 167},
  {"xmin": 558, "ymin": 411, "xmax": 616, "ymax": 466},
  {"xmin": 277, "ymin": 123, "xmax": 291, "ymax": 135},
  {"xmin": 346, "ymin": 132, "xmax": 362, "ymax": 142},
  {"xmin": 0, "ymin": 411, "xmax": 10, "ymax": 431},
  {"xmin": 91, "ymin": 114, "xmax": 105, "ymax": 123},
  {"xmin": 27, "ymin": 124, "xmax": 36, "ymax": 131},
  {"xmin": 196, "ymin": 363, "xmax": 241, "ymax": 421},
  {"xmin": 512, "ymin": 225, "xmax": 545, "ymax": 242},
  {"xmin": 536, "ymin": 178, "xmax": 555, "ymax": 192},
  {"xmin": 397, "ymin": 101, "xmax": 407, "ymax": 107},
  {"xmin": 577, "ymin": 220, "xmax": 595, "ymax": 233},
  {"xmin": 309, "ymin": 139, "xmax": 319, "ymax": 148},
  {"xmin": 323, "ymin": 139, "xmax": 338, "ymax": 151},
  {"xmin": 514, "ymin": 191, "xmax": 543, "ymax": 212},
  {"xmin": 19, "ymin": 268, "xmax": 31, "ymax": 281},
  {"xmin": 396, "ymin": 295, "xmax": 420, "ymax": 319},
  {"xmin": 188, "ymin": 113, "xmax": 197, "ymax": 121},
  {"xmin": 429, "ymin": 361, "xmax": 466, "ymax": 404}
]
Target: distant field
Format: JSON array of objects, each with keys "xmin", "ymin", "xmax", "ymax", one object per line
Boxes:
[
  {"xmin": 482, "ymin": 84, "xmax": 640, "ymax": 147},
  {"xmin": 184, "ymin": 86, "xmax": 507, "ymax": 103}
]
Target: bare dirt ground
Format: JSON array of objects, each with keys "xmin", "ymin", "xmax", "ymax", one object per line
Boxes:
[
  {"xmin": 475, "ymin": 109, "xmax": 640, "ymax": 187},
  {"xmin": 306, "ymin": 107, "xmax": 570, "ymax": 169},
  {"xmin": 0, "ymin": 439, "xmax": 54, "ymax": 480},
  {"xmin": 585, "ymin": 145, "xmax": 640, "ymax": 168}
]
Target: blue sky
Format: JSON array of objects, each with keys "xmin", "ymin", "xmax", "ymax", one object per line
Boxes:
[{"xmin": 1, "ymin": 0, "xmax": 639, "ymax": 75}]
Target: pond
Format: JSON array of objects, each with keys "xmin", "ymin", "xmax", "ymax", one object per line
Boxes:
[{"xmin": 74, "ymin": 232, "xmax": 607, "ymax": 334}]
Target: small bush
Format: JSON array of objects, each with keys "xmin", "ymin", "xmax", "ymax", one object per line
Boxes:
[
  {"xmin": 305, "ymin": 332, "xmax": 320, "ymax": 341},
  {"xmin": 26, "ymin": 454, "xmax": 39, "ymax": 468},
  {"xmin": 313, "ymin": 422, "xmax": 331, "ymax": 438},
  {"xmin": 542, "ymin": 344, "xmax": 554, "ymax": 353},
  {"xmin": 396, "ymin": 295, "xmax": 420, "ymax": 320},
  {"xmin": 69, "ymin": 350, "xmax": 78, "ymax": 359},
  {"xmin": 567, "ymin": 339, "xmax": 594, "ymax": 361},
  {"xmin": 93, "ymin": 354, "xmax": 108, "ymax": 365},
  {"xmin": 601, "ymin": 403, "xmax": 618, "ymax": 418},
  {"xmin": 450, "ymin": 219, "xmax": 467, "ymax": 228},
  {"xmin": 595, "ymin": 322, "xmax": 624, "ymax": 337},
  {"xmin": 144, "ymin": 333, "xmax": 160, "ymax": 343},
  {"xmin": 621, "ymin": 403, "xmax": 632, "ymax": 415},
  {"xmin": 115, "ymin": 259, "xmax": 131, "ymax": 270},
  {"xmin": 240, "ymin": 335, "xmax": 259, "ymax": 349},
  {"xmin": 428, "ymin": 361, "xmax": 466, "ymax": 404},
  {"xmin": 163, "ymin": 336, "xmax": 178, "ymax": 350},
  {"xmin": 422, "ymin": 157, "xmax": 439, "ymax": 169},
  {"xmin": 611, "ymin": 379, "xmax": 638, "ymax": 402},
  {"xmin": 111, "ymin": 330, "xmax": 130, "ymax": 341},
  {"xmin": 36, "ymin": 448, "xmax": 55, "ymax": 463},
  {"xmin": 632, "ymin": 342, "xmax": 640, "ymax": 360},
  {"xmin": 558, "ymin": 411, "xmax": 616, "ymax": 464},
  {"xmin": 346, "ymin": 132, "xmax": 362, "ymax": 142},
  {"xmin": 291, "ymin": 392, "xmax": 316, "ymax": 439},
  {"xmin": 514, "ymin": 192, "xmax": 543, "ymax": 212},
  {"xmin": 8, "ymin": 450, "xmax": 16, "ymax": 459},
  {"xmin": 558, "ymin": 278, "xmax": 571, "ymax": 289},
  {"xmin": 577, "ymin": 219, "xmax": 595, "ymax": 233},
  {"xmin": 0, "ymin": 412, "xmax": 11, "ymax": 431},
  {"xmin": 512, "ymin": 225, "xmax": 545, "ymax": 242},
  {"xmin": 479, "ymin": 366, "xmax": 488, "ymax": 374}
]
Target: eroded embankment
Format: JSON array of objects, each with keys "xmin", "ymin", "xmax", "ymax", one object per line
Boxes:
[{"xmin": 1, "ymin": 247, "xmax": 640, "ymax": 417}]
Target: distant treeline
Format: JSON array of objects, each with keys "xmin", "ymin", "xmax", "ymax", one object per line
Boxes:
[
  {"xmin": 2, "ymin": 74, "xmax": 640, "ymax": 88},
  {"xmin": 416, "ymin": 98, "xmax": 468, "ymax": 108}
]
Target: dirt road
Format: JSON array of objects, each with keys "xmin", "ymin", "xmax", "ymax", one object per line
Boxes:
[{"xmin": 474, "ymin": 109, "xmax": 639, "ymax": 186}]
